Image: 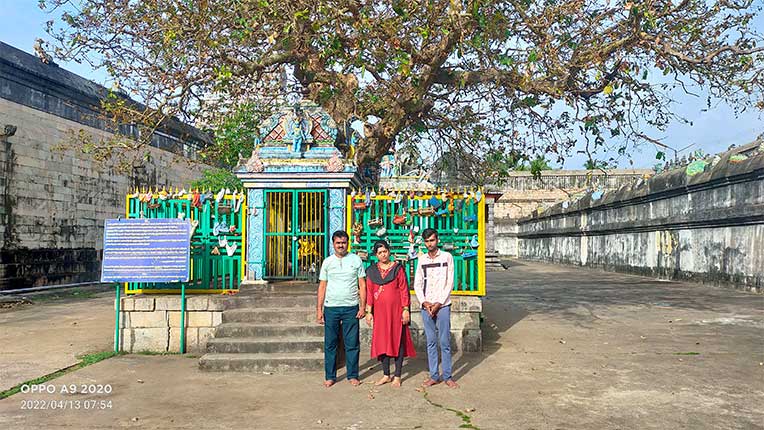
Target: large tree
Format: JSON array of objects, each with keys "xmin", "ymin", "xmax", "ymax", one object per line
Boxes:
[{"xmin": 42, "ymin": 0, "xmax": 763, "ymax": 182}]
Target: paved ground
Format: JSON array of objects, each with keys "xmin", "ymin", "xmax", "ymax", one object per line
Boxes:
[
  {"xmin": 1, "ymin": 261, "xmax": 762, "ymax": 429},
  {"xmin": 0, "ymin": 288, "xmax": 114, "ymax": 392}
]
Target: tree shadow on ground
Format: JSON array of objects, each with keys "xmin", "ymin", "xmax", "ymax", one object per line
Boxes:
[{"xmin": 340, "ymin": 259, "xmax": 764, "ymax": 384}]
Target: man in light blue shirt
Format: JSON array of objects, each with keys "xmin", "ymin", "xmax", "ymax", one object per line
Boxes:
[{"xmin": 316, "ymin": 230, "xmax": 366, "ymax": 387}]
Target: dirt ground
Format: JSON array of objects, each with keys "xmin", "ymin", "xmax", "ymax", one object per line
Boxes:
[
  {"xmin": 1, "ymin": 261, "xmax": 762, "ymax": 429},
  {"xmin": 0, "ymin": 288, "xmax": 114, "ymax": 393}
]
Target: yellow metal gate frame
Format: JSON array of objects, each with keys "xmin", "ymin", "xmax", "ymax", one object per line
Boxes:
[{"xmin": 264, "ymin": 189, "xmax": 328, "ymax": 280}]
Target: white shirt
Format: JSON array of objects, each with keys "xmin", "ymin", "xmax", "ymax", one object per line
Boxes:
[{"xmin": 413, "ymin": 250, "xmax": 454, "ymax": 307}]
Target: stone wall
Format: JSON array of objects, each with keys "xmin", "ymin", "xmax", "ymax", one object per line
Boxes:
[
  {"xmin": 119, "ymin": 294, "xmax": 482, "ymax": 353},
  {"xmin": 491, "ymin": 170, "xmax": 651, "ymax": 257},
  {"xmin": 362, "ymin": 296, "xmax": 482, "ymax": 353},
  {"xmin": 0, "ymin": 42, "xmax": 212, "ymax": 289},
  {"xmin": 517, "ymin": 148, "xmax": 764, "ymax": 292},
  {"xmin": 119, "ymin": 296, "xmax": 223, "ymax": 353}
]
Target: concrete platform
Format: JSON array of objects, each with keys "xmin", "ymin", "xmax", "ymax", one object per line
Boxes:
[{"xmin": 1, "ymin": 261, "xmax": 762, "ymax": 429}]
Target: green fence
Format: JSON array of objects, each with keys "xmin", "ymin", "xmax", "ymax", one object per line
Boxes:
[
  {"xmin": 124, "ymin": 188, "xmax": 246, "ymax": 294},
  {"xmin": 346, "ymin": 188, "xmax": 486, "ymax": 296}
]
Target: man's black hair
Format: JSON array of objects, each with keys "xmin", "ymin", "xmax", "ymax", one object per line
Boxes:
[
  {"xmin": 332, "ymin": 230, "xmax": 350, "ymax": 242},
  {"xmin": 421, "ymin": 228, "xmax": 438, "ymax": 240}
]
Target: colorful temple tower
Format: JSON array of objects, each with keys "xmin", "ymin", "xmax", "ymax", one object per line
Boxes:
[{"xmin": 235, "ymin": 101, "xmax": 361, "ymax": 282}]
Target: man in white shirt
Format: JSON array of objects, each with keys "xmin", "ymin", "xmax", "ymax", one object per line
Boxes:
[
  {"xmin": 317, "ymin": 230, "xmax": 366, "ymax": 388},
  {"xmin": 413, "ymin": 228, "xmax": 458, "ymax": 388}
]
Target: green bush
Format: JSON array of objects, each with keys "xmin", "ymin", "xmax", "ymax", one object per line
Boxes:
[{"xmin": 190, "ymin": 168, "xmax": 243, "ymax": 191}]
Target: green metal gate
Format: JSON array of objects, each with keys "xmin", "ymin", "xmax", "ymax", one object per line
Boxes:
[{"xmin": 264, "ymin": 189, "xmax": 328, "ymax": 280}]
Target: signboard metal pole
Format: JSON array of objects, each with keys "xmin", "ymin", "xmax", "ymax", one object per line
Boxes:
[
  {"xmin": 114, "ymin": 282, "xmax": 121, "ymax": 353},
  {"xmin": 180, "ymin": 284, "xmax": 186, "ymax": 354}
]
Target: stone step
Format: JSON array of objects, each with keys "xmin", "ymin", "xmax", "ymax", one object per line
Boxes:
[
  {"xmin": 240, "ymin": 283, "xmax": 319, "ymax": 295},
  {"xmin": 206, "ymin": 337, "xmax": 324, "ymax": 354},
  {"xmin": 222, "ymin": 307, "xmax": 315, "ymax": 324},
  {"xmin": 215, "ymin": 323, "xmax": 323, "ymax": 338},
  {"xmin": 223, "ymin": 294, "xmax": 317, "ymax": 309},
  {"xmin": 199, "ymin": 353, "xmax": 324, "ymax": 372}
]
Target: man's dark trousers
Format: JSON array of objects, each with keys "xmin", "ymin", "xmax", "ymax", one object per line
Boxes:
[{"xmin": 323, "ymin": 305, "xmax": 360, "ymax": 381}]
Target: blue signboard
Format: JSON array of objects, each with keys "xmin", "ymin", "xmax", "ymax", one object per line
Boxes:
[{"xmin": 101, "ymin": 219, "xmax": 191, "ymax": 283}]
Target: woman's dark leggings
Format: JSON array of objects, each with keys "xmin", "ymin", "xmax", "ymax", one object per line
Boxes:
[{"xmin": 381, "ymin": 326, "xmax": 406, "ymax": 377}]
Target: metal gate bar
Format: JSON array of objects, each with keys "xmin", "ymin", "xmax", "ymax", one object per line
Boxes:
[{"xmin": 264, "ymin": 189, "xmax": 328, "ymax": 280}]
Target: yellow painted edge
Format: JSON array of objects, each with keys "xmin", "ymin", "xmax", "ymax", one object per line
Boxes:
[
  {"xmin": 350, "ymin": 195, "xmax": 451, "ymax": 201},
  {"xmin": 127, "ymin": 289, "xmax": 239, "ymax": 295},
  {"xmin": 189, "ymin": 208, "xmax": 195, "ymax": 280},
  {"xmin": 477, "ymin": 188, "xmax": 486, "ymax": 296},
  {"xmin": 451, "ymin": 290, "xmax": 483, "ymax": 296},
  {"xmin": 405, "ymin": 290, "xmax": 481, "ymax": 297},
  {"xmin": 241, "ymin": 193, "xmax": 247, "ymax": 281},
  {"xmin": 346, "ymin": 192, "xmax": 353, "ymax": 252}
]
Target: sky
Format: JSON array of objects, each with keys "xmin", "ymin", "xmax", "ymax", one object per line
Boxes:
[{"xmin": 1, "ymin": 1, "xmax": 762, "ymax": 170}]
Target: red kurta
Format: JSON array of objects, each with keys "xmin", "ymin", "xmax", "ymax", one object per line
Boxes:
[{"xmin": 366, "ymin": 264, "xmax": 416, "ymax": 359}]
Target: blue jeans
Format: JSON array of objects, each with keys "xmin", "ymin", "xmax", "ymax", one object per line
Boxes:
[
  {"xmin": 323, "ymin": 306, "xmax": 360, "ymax": 381},
  {"xmin": 421, "ymin": 305, "xmax": 452, "ymax": 381}
]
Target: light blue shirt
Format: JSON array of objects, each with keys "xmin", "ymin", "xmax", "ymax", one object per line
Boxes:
[{"xmin": 319, "ymin": 253, "xmax": 365, "ymax": 307}]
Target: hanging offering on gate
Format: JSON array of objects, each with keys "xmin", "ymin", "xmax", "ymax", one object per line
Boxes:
[
  {"xmin": 454, "ymin": 199, "xmax": 464, "ymax": 211},
  {"xmin": 418, "ymin": 206, "xmax": 435, "ymax": 216}
]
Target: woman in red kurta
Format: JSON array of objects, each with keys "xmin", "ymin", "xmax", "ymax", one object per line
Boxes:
[{"xmin": 365, "ymin": 240, "xmax": 416, "ymax": 387}]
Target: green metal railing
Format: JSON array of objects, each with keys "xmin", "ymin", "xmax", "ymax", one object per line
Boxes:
[
  {"xmin": 346, "ymin": 188, "xmax": 486, "ymax": 296},
  {"xmin": 124, "ymin": 188, "xmax": 246, "ymax": 294}
]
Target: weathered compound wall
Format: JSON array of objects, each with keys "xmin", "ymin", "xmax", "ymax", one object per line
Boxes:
[
  {"xmin": 492, "ymin": 170, "xmax": 651, "ymax": 257},
  {"xmin": 0, "ymin": 42, "xmax": 212, "ymax": 289},
  {"xmin": 517, "ymin": 146, "xmax": 764, "ymax": 292}
]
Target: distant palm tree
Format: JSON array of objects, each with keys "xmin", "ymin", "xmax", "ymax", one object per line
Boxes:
[{"xmin": 584, "ymin": 159, "xmax": 610, "ymax": 170}]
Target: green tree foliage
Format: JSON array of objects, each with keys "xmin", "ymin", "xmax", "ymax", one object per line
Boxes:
[
  {"xmin": 190, "ymin": 168, "xmax": 244, "ymax": 191},
  {"xmin": 433, "ymin": 150, "xmax": 552, "ymax": 184},
  {"xmin": 42, "ymin": 0, "xmax": 763, "ymax": 181},
  {"xmin": 527, "ymin": 156, "xmax": 553, "ymax": 175},
  {"xmin": 584, "ymin": 159, "xmax": 613, "ymax": 170},
  {"xmin": 199, "ymin": 103, "xmax": 267, "ymax": 167}
]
